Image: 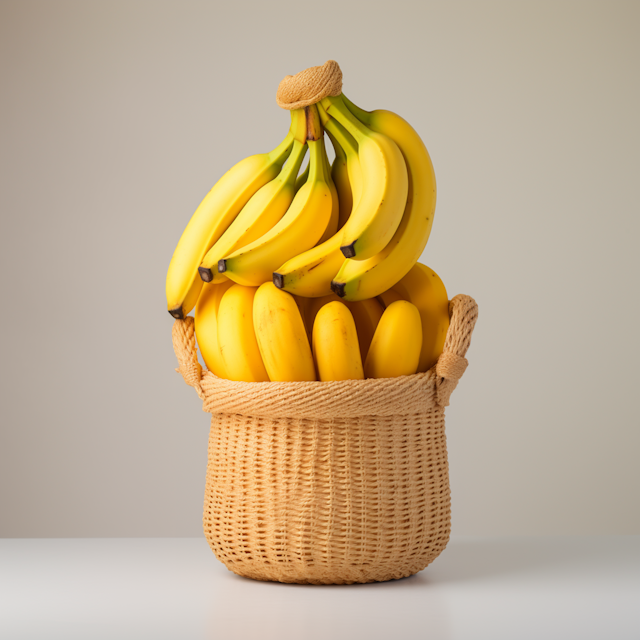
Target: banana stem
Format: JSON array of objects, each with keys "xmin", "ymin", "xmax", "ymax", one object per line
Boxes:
[
  {"xmin": 305, "ymin": 104, "xmax": 323, "ymax": 141},
  {"xmin": 320, "ymin": 95, "xmax": 370, "ymax": 144}
]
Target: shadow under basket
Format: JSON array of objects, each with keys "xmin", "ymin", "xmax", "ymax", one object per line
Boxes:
[{"xmin": 172, "ymin": 294, "xmax": 478, "ymax": 585}]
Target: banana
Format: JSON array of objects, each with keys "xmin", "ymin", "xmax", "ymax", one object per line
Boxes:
[
  {"xmin": 194, "ymin": 279, "xmax": 235, "ymax": 377},
  {"xmin": 364, "ymin": 300, "xmax": 422, "ymax": 379},
  {"xmin": 376, "ymin": 288, "xmax": 403, "ymax": 309},
  {"xmin": 197, "ymin": 139, "xmax": 308, "ymax": 283},
  {"xmin": 391, "ymin": 263, "xmax": 449, "ymax": 372},
  {"xmin": 253, "ymin": 283, "xmax": 316, "ymax": 382},
  {"xmin": 327, "ymin": 129, "xmax": 353, "ymax": 230},
  {"xmin": 305, "ymin": 293, "xmax": 383, "ymax": 363},
  {"xmin": 166, "ymin": 108, "xmax": 306, "ymax": 319},
  {"xmin": 217, "ymin": 284, "xmax": 269, "ymax": 382},
  {"xmin": 316, "ymin": 134, "xmax": 340, "ymax": 245},
  {"xmin": 330, "ymin": 96, "xmax": 437, "ymax": 301},
  {"xmin": 320, "ymin": 94, "xmax": 408, "ymax": 260},
  {"xmin": 312, "ymin": 301, "xmax": 363, "ymax": 381},
  {"xmin": 272, "ymin": 107, "xmax": 361, "ymax": 298},
  {"xmin": 220, "ymin": 105, "xmax": 332, "ymax": 287}
]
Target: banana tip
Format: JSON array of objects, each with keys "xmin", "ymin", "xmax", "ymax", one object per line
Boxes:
[
  {"xmin": 198, "ymin": 267, "xmax": 213, "ymax": 283},
  {"xmin": 273, "ymin": 273, "xmax": 284, "ymax": 289},
  {"xmin": 330, "ymin": 281, "xmax": 346, "ymax": 298},
  {"xmin": 218, "ymin": 260, "xmax": 227, "ymax": 273},
  {"xmin": 168, "ymin": 307, "xmax": 184, "ymax": 320},
  {"xmin": 340, "ymin": 241, "xmax": 356, "ymax": 259}
]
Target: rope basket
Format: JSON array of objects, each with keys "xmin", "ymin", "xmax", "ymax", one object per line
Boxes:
[{"xmin": 172, "ymin": 294, "xmax": 478, "ymax": 584}]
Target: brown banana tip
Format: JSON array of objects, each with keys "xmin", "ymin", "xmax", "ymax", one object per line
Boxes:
[
  {"xmin": 218, "ymin": 260, "xmax": 227, "ymax": 273},
  {"xmin": 340, "ymin": 241, "xmax": 356, "ymax": 259},
  {"xmin": 198, "ymin": 267, "xmax": 213, "ymax": 283},
  {"xmin": 331, "ymin": 281, "xmax": 346, "ymax": 298},
  {"xmin": 168, "ymin": 307, "xmax": 184, "ymax": 320},
  {"xmin": 273, "ymin": 273, "xmax": 284, "ymax": 289}
]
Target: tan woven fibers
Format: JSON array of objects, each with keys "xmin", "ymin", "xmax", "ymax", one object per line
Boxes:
[
  {"xmin": 276, "ymin": 60, "xmax": 343, "ymax": 110},
  {"xmin": 172, "ymin": 294, "xmax": 478, "ymax": 584}
]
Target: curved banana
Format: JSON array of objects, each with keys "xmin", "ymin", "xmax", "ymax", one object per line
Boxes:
[
  {"xmin": 194, "ymin": 279, "xmax": 235, "ymax": 377},
  {"xmin": 166, "ymin": 108, "xmax": 306, "ymax": 319},
  {"xmin": 316, "ymin": 135, "xmax": 340, "ymax": 245},
  {"xmin": 320, "ymin": 94, "xmax": 408, "ymax": 260},
  {"xmin": 330, "ymin": 96, "xmax": 437, "ymax": 301},
  {"xmin": 197, "ymin": 139, "xmax": 308, "ymax": 283},
  {"xmin": 312, "ymin": 301, "xmax": 363, "ymax": 381},
  {"xmin": 220, "ymin": 106, "xmax": 332, "ymax": 287},
  {"xmin": 364, "ymin": 300, "xmax": 422, "ymax": 379},
  {"xmin": 217, "ymin": 284, "xmax": 269, "ymax": 382},
  {"xmin": 253, "ymin": 283, "xmax": 316, "ymax": 382},
  {"xmin": 327, "ymin": 129, "xmax": 353, "ymax": 230},
  {"xmin": 391, "ymin": 263, "xmax": 449, "ymax": 372},
  {"xmin": 272, "ymin": 107, "xmax": 361, "ymax": 298}
]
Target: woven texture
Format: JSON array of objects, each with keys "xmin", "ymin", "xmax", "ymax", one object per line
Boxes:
[
  {"xmin": 172, "ymin": 294, "xmax": 478, "ymax": 584},
  {"xmin": 276, "ymin": 60, "xmax": 343, "ymax": 110}
]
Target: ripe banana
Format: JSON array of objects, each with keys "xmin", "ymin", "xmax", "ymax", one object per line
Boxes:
[
  {"xmin": 305, "ymin": 294, "xmax": 383, "ymax": 362},
  {"xmin": 194, "ymin": 279, "xmax": 235, "ymax": 377},
  {"xmin": 217, "ymin": 284, "xmax": 269, "ymax": 382},
  {"xmin": 364, "ymin": 300, "xmax": 422, "ymax": 379},
  {"xmin": 253, "ymin": 283, "xmax": 316, "ymax": 382},
  {"xmin": 197, "ymin": 139, "xmax": 308, "ymax": 283},
  {"xmin": 327, "ymin": 129, "xmax": 353, "ymax": 230},
  {"xmin": 391, "ymin": 263, "xmax": 449, "ymax": 372},
  {"xmin": 166, "ymin": 108, "xmax": 306, "ymax": 319},
  {"xmin": 272, "ymin": 107, "xmax": 361, "ymax": 298},
  {"xmin": 316, "ymin": 133, "xmax": 340, "ymax": 245},
  {"xmin": 330, "ymin": 96, "xmax": 437, "ymax": 301},
  {"xmin": 320, "ymin": 94, "xmax": 408, "ymax": 260},
  {"xmin": 220, "ymin": 106, "xmax": 332, "ymax": 287},
  {"xmin": 312, "ymin": 301, "xmax": 363, "ymax": 381}
]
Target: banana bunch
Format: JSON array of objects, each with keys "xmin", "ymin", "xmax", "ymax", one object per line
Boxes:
[
  {"xmin": 168, "ymin": 69, "xmax": 450, "ymax": 381},
  {"xmin": 194, "ymin": 263, "xmax": 449, "ymax": 382}
]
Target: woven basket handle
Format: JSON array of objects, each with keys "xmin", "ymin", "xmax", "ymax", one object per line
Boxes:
[
  {"xmin": 435, "ymin": 294, "xmax": 479, "ymax": 406},
  {"xmin": 172, "ymin": 316, "xmax": 205, "ymax": 400}
]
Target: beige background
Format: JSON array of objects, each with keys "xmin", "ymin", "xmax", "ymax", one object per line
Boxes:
[{"xmin": 1, "ymin": 0, "xmax": 638, "ymax": 537}]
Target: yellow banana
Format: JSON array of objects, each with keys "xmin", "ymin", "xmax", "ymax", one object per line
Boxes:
[
  {"xmin": 253, "ymin": 283, "xmax": 316, "ymax": 382},
  {"xmin": 305, "ymin": 293, "xmax": 383, "ymax": 363},
  {"xmin": 312, "ymin": 301, "xmax": 363, "ymax": 381},
  {"xmin": 217, "ymin": 284, "xmax": 269, "ymax": 382},
  {"xmin": 220, "ymin": 106, "xmax": 332, "ymax": 287},
  {"xmin": 377, "ymin": 288, "xmax": 403, "ymax": 309},
  {"xmin": 194, "ymin": 280, "xmax": 235, "ymax": 377},
  {"xmin": 166, "ymin": 108, "xmax": 306, "ymax": 319},
  {"xmin": 272, "ymin": 107, "xmax": 361, "ymax": 298},
  {"xmin": 327, "ymin": 129, "xmax": 353, "ymax": 230},
  {"xmin": 316, "ymin": 135, "xmax": 340, "ymax": 245},
  {"xmin": 330, "ymin": 96, "xmax": 436, "ymax": 301},
  {"xmin": 320, "ymin": 94, "xmax": 408, "ymax": 260},
  {"xmin": 391, "ymin": 263, "xmax": 449, "ymax": 372},
  {"xmin": 197, "ymin": 139, "xmax": 308, "ymax": 284},
  {"xmin": 364, "ymin": 300, "xmax": 422, "ymax": 379}
]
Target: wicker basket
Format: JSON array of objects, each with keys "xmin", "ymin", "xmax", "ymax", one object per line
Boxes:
[{"xmin": 172, "ymin": 294, "xmax": 478, "ymax": 584}]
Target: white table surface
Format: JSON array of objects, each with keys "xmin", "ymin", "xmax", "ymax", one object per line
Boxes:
[{"xmin": 1, "ymin": 536, "xmax": 638, "ymax": 640}]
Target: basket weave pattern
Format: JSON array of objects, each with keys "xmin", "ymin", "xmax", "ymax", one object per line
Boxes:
[{"xmin": 172, "ymin": 294, "xmax": 478, "ymax": 584}]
